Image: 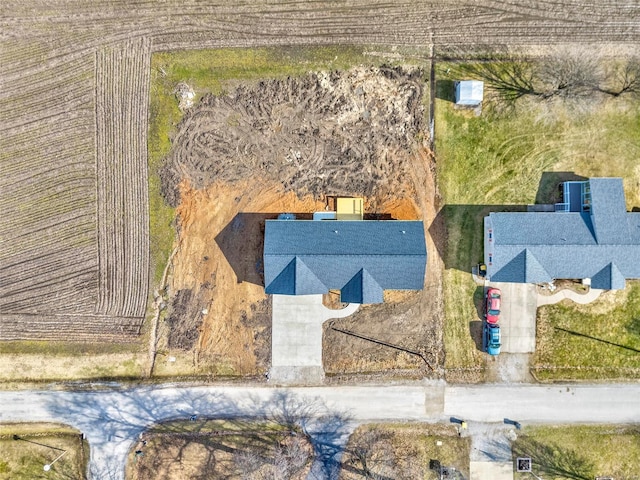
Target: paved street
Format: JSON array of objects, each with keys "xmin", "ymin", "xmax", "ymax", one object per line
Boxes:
[{"xmin": 1, "ymin": 382, "xmax": 639, "ymax": 479}]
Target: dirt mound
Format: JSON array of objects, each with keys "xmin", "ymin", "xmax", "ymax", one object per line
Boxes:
[{"xmin": 160, "ymin": 66, "xmax": 425, "ymax": 206}]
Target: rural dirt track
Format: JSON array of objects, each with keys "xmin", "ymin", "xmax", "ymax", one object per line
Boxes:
[{"xmin": 1, "ymin": 1, "xmax": 639, "ymax": 341}]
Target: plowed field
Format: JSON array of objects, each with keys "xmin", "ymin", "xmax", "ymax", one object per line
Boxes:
[{"xmin": 1, "ymin": 1, "xmax": 639, "ymax": 343}]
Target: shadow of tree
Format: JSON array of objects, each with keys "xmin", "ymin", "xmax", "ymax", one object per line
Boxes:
[
  {"xmin": 626, "ymin": 316, "xmax": 640, "ymax": 337},
  {"xmin": 42, "ymin": 388, "xmax": 354, "ymax": 480},
  {"xmin": 512, "ymin": 436, "xmax": 594, "ymax": 480}
]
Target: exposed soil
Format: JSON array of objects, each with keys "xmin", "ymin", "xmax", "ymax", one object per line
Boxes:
[
  {"xmin": 160, "ymin": 66, "xmax": 446, "ymax": 377},
  {"xmin": 161, "ymin": 66, "xmax": 425, "ymax": 206},
  {"xmin": 158, "ymin": 179, "xmax": 326, "ymax": 374}
]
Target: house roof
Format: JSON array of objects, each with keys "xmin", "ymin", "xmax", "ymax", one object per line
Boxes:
[
  {"xmin": 589, "ymin": 178, "xmax": 631, "ymax": 244},
  {"xmin": 486, "ymin": 178, "xmax": 640, "ymax": 289},
  {"xmin": 264, "ymin": 220, "xmax": 426, "ymax": 303}
]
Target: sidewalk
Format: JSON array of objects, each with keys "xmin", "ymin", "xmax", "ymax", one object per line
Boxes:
[{"xmin": 537, "ymin": 288, "xmax": 602, "ymax": 306}]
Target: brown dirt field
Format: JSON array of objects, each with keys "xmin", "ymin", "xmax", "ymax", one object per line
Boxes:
[
  {"xmin": 129, "ymin": 422, "xmax": 313, "ymax": 480},
  {"xmin": 160, "ymin": 67, "xmax": 425, "ymax": 207}
]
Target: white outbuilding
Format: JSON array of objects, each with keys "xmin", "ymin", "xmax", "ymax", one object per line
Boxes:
[{"xmin": 454, "ymin": 80, "xmax": 484, "ymax": 106}]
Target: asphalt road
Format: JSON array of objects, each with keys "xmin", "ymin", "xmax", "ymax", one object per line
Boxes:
[{"xmin": 1, "ymin": 382, "xmax": 639, "ymax": 479}]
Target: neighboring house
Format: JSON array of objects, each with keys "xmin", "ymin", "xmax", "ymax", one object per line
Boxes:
[
  {"xmin": 263, "ymin": 220, "xmax": 427, "ymax": 303},
  {"xmin": 454, "ymin": 80, "xmax": 484, "ymax": 106},
  {"xmin": 484, "ymin": 178, "xmax": 640, "ymax": 289}
]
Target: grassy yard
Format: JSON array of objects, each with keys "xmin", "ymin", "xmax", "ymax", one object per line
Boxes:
[
  {"xmin": 0, "ymin": 423, "xmax": 87, "ymax": 480},
  {"xmin": 513, "ymin": 425, "xmax": 640, "ymax": 480},
  {"xmin": 534, "ymin": 282, "xmax": 640, "ymax": 380},
  {"xmin": 148, "ymin": 45, "xmax": 428, "ymax": 284},
  {"xmin": 340, "ymin": 424, "xmax": 469, "ymax": 479},
  {"xmin": 434, "ymin": 61, "xmax": 640, "ymax": 380},
  {"xmin": 0, "ymin": 342, "xmax": 146, "ymax": 384}
]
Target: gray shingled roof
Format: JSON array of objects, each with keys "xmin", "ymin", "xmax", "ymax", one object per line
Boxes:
[
  {"xmin": 487, "ymin": 178, "xmax": 640, "ymax": 289},
  {"xmin": 264, "ymin": 220, "xmax": 426, "ymax": 303},
  {"xmin": 589, "ymin": 178, "xmax": 632, "ymax": 244}
]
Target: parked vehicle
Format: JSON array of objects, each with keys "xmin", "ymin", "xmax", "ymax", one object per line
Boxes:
[
  {"xmin": 484, "ymin": 287, "xmax": 502, "ymax": 324},
  {"xmin": 484, "ymin": 323, "xmax": 501, "ymax": 356}
]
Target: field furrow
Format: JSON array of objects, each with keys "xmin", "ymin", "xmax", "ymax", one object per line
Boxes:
[
  {"xmin": 95, "ymin": 38, "xmax": 151, "ymax": 318},
  {"xmin": 0, "ymin": 49, "xmax": 98, "ymax": 317},
  {"xmin": 0, "ymin": 314, "xmax": 143, "ymax": 342}
]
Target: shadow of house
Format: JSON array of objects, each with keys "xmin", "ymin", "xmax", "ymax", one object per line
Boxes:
[
  {"xmin": 429, "ymin": 204, "xmax": 527, "ymax": 272},
  {"xmin": 215, "ymin": 212, "xmax": 285, "ymax": 287},
  {"xmin": 535, "ymin": 171, "xmax": 588, "ymax": 205}
]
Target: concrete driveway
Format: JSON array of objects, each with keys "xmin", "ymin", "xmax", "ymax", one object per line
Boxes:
[
  {"xmin": 489, "ymin": 282, "xmax": 537, "ymax": 353},
  {"xmin": 270, "ymin": 294, "xmax": 359, "ymax": 384}
]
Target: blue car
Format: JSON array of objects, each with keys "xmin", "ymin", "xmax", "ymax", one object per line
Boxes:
[{"xmin": 484, "ymin": 323, "xmax": 501, "ymax": 356}]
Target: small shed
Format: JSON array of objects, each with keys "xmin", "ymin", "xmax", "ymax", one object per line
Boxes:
[{"xmin": 454, "ymin": 80, "xmax": 484, "ymax": 106}]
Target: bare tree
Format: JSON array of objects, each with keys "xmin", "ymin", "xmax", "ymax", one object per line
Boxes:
[
  {"xmin": 347, "ymin": 429, "xmax": 397, "ymax": 480},
  {"xmin": 274, "ymin": 436, "xmax": 311, "ymax": 479},
  {"xmin": 455, "ymin": 48, "xmax": 640, "ymax": 106},
  {"xmin": 234, "ymin": 450, "xmax": 266, "ymax": 479},
  {"xmin": 458, "ymin": 60, "xmax": 538, "ymax": 102}
]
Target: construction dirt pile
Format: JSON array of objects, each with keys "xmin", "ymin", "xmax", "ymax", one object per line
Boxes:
[{"xmin": 160, "ymin": 66, "xmax": 425, "ymax": 206}]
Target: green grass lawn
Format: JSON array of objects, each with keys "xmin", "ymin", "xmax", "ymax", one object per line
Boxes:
[
  {"xmin": 148, "ymin": 45, "xmax": 428, "ymax": 284},
  {"xmin": 434, "ymin": 61, "xmax": 640, "ymax": 379},
  {"xmin": 340, "ymin": 424, "xmax": 469, "ymax": 480},
  {"xmin": 0, "ymin": 424, "xmax": 87, "ymax": 480},
  {"xmin": 534, "ymin": 282, "xmax": 640, "ymax": 380},
  {"xmin": 513, "ymin": 425, "xmax": 640, "ymax": 480}
]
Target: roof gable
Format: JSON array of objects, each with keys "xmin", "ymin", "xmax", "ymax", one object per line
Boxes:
[
  {"xmin": 491, "ymin": 249, "xmax": 552, "ymax": 283},
  {"xmin": 264, "ymin": 257, "xmax": 328, "ymax": 295},
  {"xmin": 294, "ymin": 257, "xmax": 329, "ymax": 294},
  {"xmin": 340, "ymin": 268, "xmax": 384, "ymax": 304},
  {"xmin": 591, "ymin": 262, "xmax": 626, "ymax": 290},
  {"xmin": 523, "ymin": 249, "xmax": 552, "ymax": 283}
]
